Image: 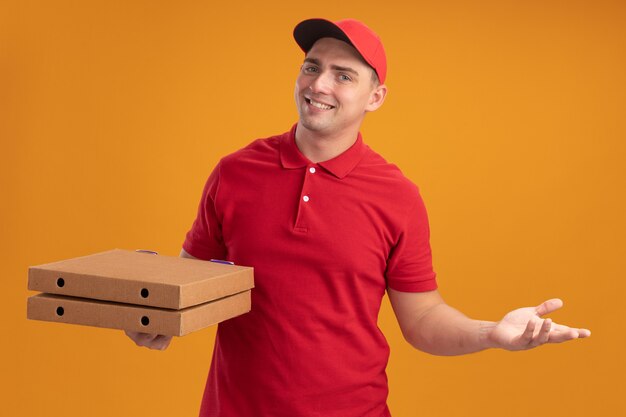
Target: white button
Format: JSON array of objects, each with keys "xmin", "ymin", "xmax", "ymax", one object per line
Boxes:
[
  {"xmin": 309, "ymin": 167, "xmax": 316, "ymax": 174},
  {"xmin": 303, "ymin": 195, "xmax": 310, "ymax": 202}
]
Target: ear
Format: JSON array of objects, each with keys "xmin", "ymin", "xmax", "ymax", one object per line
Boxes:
[{"xmin": 365, "ymin": 84, "xmax": 388, "ymax": 112}]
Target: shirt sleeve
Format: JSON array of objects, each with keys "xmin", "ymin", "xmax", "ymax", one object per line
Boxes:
[
  {"xmin": 385, "ymin": 191, "xmax": 437, "ymax": 292},
  {"xmin": 182, "ymin": 162, "xmax": 227, "ymax": 261}
]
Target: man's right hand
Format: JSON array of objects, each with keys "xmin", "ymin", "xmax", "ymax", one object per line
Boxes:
[
  {"xmin": 124, "ymin": 330, "xmax": 173, "ymax": 350},
  {"xmin": 123, "ymin": 249, "xmax": 196, "ymax": 351}
]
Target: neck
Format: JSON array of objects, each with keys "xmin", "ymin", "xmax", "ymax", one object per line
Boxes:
[{"xmin": 294, "ymin": 123, "xmax": 360, "ymax": 163}]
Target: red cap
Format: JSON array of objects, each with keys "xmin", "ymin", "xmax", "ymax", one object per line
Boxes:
[{"xmin": 293, "ymin": 18, "xmax": 387, "ymax": 84}]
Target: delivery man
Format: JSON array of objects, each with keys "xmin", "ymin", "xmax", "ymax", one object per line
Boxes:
[{"xmin": 126, "ymin": 18, "xmax": 591, "ymax": 417}]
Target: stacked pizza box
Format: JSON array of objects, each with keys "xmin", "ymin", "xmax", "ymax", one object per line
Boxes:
[{"xmin": 27, "ymin": 249, "xmax": 254, "ymax": 336}]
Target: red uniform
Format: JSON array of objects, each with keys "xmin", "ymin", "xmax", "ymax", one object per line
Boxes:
[{"xmin": 184, "ymin": 124, "xmax": 437, "ymax": 417}]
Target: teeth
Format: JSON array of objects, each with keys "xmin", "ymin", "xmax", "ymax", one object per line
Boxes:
[{"xmin": 309, "ymin": 99, "xmax": 333, "ymax": 110}]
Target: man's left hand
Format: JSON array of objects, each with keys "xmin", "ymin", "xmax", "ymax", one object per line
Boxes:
[{"xmin": 487, "ymin": 298, "xmax": 591, "ymax": 351}]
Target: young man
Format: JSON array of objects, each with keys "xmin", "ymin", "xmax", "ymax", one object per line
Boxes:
[{"xmin": 126, "ymin": 18, "xmax": 590, "ymax": 417}]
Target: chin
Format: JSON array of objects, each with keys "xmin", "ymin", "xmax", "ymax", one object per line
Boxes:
[{"xmin": 299, "ymin": 118, "xmax": 331, "ymax": 133}]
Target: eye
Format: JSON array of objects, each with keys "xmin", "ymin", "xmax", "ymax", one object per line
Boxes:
[
  {"xmin": 339, "ymin": 74, "xmax": 352, "ymax": 82},
  {"xmin": 302, "ymin": 65, "xmax": 319, "ymax": 74}
]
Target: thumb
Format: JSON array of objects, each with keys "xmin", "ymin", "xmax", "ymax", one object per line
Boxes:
[{"xmin": 535, "ymin": 298, "xmax": 563, "ymax": 316}]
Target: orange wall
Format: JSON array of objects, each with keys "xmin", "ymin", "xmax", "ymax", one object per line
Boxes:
[{"xmin": 2, "ymin": 1, "xmax": 624, "ymax": 416}]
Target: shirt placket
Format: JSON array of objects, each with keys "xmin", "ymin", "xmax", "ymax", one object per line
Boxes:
[{"xmin": 293, "ymin": 164, "xmax": 318, "ymax": 233}]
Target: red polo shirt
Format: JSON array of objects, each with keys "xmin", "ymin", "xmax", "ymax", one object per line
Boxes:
[{"xmin": 184, "ymin": 125, "xmax": 437, "ymax": 417}]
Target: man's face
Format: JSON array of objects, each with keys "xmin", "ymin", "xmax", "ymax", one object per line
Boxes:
[{"xmin": 294, "ymin": 37, "xmax": 384, "ymax": 137}]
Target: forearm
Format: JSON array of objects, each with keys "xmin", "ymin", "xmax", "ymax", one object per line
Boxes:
[{"xmin": 404, "ymin": 303, "xmax": 497, "ymax": 356}]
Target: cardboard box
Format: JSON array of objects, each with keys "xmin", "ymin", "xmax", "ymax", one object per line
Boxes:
[
  {"xmin": 27, "ymin": 291, "xmax": 251, "ymax": 336},
  {"xmin": 28, "ymin": 249, "xmax": 254, "ymax": 309}
]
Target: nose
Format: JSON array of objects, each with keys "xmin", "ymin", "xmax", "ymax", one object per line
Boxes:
[{"xmin": 309, "ymin": 70, "xmax": 333, "ymax": 95}]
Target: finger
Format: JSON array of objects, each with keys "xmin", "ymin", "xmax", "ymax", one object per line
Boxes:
[
  {"xmin": 535, "ymin": 298, "xmax": 563, "ymax": 316},
  {"xmin": 125, "ymin": 330, "xmax": 149, "ymax": 345},
  {"xmin": 133, "ymin": 332, "xmax": 159, "ymax": 347},
  {"xmin": 150, "ymin": 335, "xmax": 169, "ymax": 350},
  {"xmin": 140, "ymin": 334, "xmax": 171, "ymax": 350},
  {"xmin": 153, "ymin": 335, "xmax": 173, "ymax": 350},
  {"xmin": 549, "ymin": 330, "xmax": 577, "ymax": 343},
  {"xmin": 124, "ymin": 330, "xmax": 172, "ymax": 350},
  {"xmin": 549, "ymin": 325, "xmax": 591, "ymax": 342},
  {"xmin": 124, "ymin": 330, "xmax": 138, "ymax": 339},
  {"xmin": 519, "ymin": 318, "xmax": 538, "ymax": 346},
  {"xmin": 546, "ymin": 323, "xmax": 581, "ymax": 343},
  {"xmin": 529, "ymin": 318, "xmax": 552, "ymax": 347}
]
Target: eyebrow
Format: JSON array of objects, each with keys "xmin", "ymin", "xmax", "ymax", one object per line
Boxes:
[{"xmin": 303, "ymin": 57, "xmax": 360, "ymax": 77}]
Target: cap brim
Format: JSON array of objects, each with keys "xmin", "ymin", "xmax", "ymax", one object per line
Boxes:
[{"xmin": 293, "ymin": 19, "xmax": 353, "ymax": 52}]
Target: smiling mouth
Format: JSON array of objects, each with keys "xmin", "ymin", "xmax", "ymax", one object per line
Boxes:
[{"xmin": 305, "ymin": 97, "xmax": 335, "ymax": 110}]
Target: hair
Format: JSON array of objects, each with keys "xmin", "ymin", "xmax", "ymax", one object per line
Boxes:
[{"xmin": 370, "ymin": 69, "xmax": 380, "ymax": 87}]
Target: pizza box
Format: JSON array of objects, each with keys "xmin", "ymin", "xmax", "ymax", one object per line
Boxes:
[
  {"xmin": 27, "ymin": 290, "xmax": 251, "ymax": 336},
  {"xmin": 28, "ymin": 249, "xmax": 254, "ymax": 309}
]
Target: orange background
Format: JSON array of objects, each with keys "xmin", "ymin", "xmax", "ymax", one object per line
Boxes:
[{"xmin": 2, "ymin": 1, "xmax": 624, "ymax": 416}]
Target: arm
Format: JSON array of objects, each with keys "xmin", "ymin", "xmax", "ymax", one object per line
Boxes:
[
  {"xmin": 180, "ymin": 248, "xmax": 198, "ymax": 260},
  {"xmin": 387, "ymin": 288, "xmax": 591, "ymax": 356},
  {"xmin": 124, "ymin": 249, "xmax": 199, "ymax": 350},
  {"xmin": 128, "ymin": 163, "xmax": 223, "ymax": 349}
]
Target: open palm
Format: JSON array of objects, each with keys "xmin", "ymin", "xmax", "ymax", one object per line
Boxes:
[{"xmin": 489, "ymin": 298, "xmax": 591, "ymax": 351}]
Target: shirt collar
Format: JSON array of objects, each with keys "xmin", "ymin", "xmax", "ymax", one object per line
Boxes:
[{"xmin": 280, "ymin": 124, "xmax": 367, "ymax": 179}]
